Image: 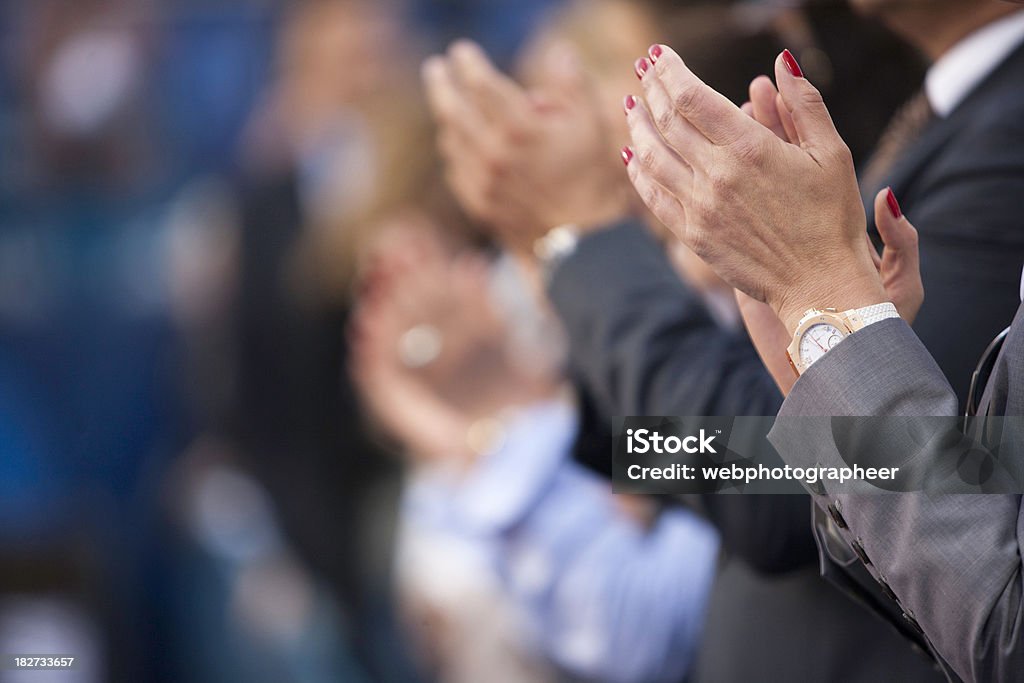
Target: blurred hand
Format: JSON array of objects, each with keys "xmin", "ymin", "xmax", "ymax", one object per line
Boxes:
[
  {"xmin": 422, "ymin": 40, "xmax": 630, "ymax": 253},
  {"xmin": 623, "ymin": 46, "xmax": 887, "ymax": 334},
  {"xmin": 351, "ymin": 221, "xmax": 553, "ymax": 465}
]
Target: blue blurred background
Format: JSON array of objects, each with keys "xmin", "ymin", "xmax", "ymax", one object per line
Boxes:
[{"xmin": 0, "ymin": 2, "xmax": 555, "ymax": 681}]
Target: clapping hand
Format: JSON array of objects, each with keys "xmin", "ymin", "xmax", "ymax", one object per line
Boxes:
[
  {"xmin": 422, "ymin": 40, "xmax": 630, "ymax": 253},
  {"xmin": 623, "ymin": 45, "xmax": 888, "ymax": 336},
  {"xmin": 351, "ymin": 217, "xmax": 554, "ymax": 465}
]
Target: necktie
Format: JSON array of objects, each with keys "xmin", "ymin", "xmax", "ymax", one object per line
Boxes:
[{"xmin": 860, "ymin": 91, "xmax": 936, "ymax": 193}]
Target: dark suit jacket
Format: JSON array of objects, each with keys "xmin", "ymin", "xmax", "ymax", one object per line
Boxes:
[
  {"xmin": 864, "ymin": 40, "xmax": 1024, "ymax": 407},
  {"xmin": 230, "ymin": 172, "xmax": 413, "ymax": 681},
  {"xmin": 770, "ymin": 306, "xmax": 1024, "ymax": 683},
  {"xmin": 549, "ymin": 223, "xmax": 943, "ymax": 681}
]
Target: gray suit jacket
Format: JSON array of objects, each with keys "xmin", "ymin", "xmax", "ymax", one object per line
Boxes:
[{"xmin": 769, "ymin": 307, "xmax": 1024, "ymax": 683}]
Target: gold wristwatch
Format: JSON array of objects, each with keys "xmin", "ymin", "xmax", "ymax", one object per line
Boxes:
[{"xmin": 786, "ymin": 303, "xmax": 899, "ymax": 376}]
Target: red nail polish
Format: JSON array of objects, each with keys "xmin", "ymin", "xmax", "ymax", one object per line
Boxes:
[
  {"xmin": 621, "ymin": 146, "xmax": 633, "ymax": 166},
  {"xmin": 649, "ymin": 44, "xmax": 663, "ymax": 62},
  {"xmin": 886, "ymin": 187, "xmax": 903, "ymax": 219},
  {"xmin": 635, "ymin": 58, "xmax": 649, "ymax": 79},
  {"xmin": 624, "ymin": 95, "xmax": 637, "ymax": 111},
  {"xmin": 782, "ymin": 49, "xmax": 803, "ymax": 78}
]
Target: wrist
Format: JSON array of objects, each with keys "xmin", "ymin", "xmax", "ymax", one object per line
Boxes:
[{"xmin": 775, "ymin": 264, "xmax": 887, "ymax": 334}]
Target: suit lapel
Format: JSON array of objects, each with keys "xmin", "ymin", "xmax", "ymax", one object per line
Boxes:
[
  {"xmin": 863, "ymin": 39, "xmax": 1024, "ymax": 232},
  {"xmin": 862, "ymin": 116, "xmax": 959, "ymax": 232}
]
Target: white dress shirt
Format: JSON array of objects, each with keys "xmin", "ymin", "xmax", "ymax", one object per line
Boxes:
[
  {"xmin": 925, "ymin": 10, "xmax": 1024, "ymax": 117},
  {"xmin": 399, "ymin": 400, "xmax": 720, "ymax": 683}
]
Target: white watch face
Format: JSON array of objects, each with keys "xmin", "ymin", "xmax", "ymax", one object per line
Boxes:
[{"xmin": 799, "ymin": 322, "xmax": 846, "ymax": 365}]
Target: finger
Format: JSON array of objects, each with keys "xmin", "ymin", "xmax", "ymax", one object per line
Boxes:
[
  {"xmin": 623, "ymin": 146, "xmax": 689, "ymax": 241},
  {"xmin": 873, "ymin": 187, "xmax": 919, "ymax": 254},
  {"xmin": 749, "ymin": 75, "xmax": 787, "ymax": 142},
  {"xmin": 775, "ymin": 92, "xmax": 798, "ymax": 144},
  {"xmin": 741, "ymin": 101, "xmax": 753, "ymax": 117},
  {"xmin": 424, "ymin": 57, "xmax": 497, "ymax": 157},
  {"xmin": 625, "ymin": 95, "xmax": 694, "ymax": 201},
  {"xmin": 447, "ymin": 40, "xmax": 530, "ymax": 125},
  {"xmin": 422, "ymin": 56, "xmax": 465, "ymax": 127},
  {"xmin": 646, "ymin": 43, "xmax": 758, "ymax": 146},
  {"xmin": 774, "ymin": 49, "xmax": 844, "ymax": 158},
  {"xmin": 637, "ymin": 54, "xmax": 709, "ymax": 165}
]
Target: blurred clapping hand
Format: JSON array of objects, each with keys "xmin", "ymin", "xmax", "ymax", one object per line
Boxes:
[
  {"xmin": 350, "ymin": 214, "xmax": 557, "ymax": 467},
  {"xmin": 421, "ymin": 40, "xmax": 631, "ymax": 254}
]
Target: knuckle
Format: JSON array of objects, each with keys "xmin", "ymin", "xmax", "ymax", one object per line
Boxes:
[
  {"xmin": 636, "ymin": 146, "xmax": 659, "ymax": 172},
  {"xmin": 672, "ymin": 84, "xmax": 704, "ymax": 116},
  {"xmin": 696, "ymin": 197, "xmax": 718, "ymax": 222},
  {"xmin": 639, "ymin": 184, "xmax": 663, "ymax": 214},
  {"xmin": 687, "ymin": 227, "xmax": 711, "ymax": 259},
  {"xmin": 799, "ymin": 86, "xmax": 825, "ymax": 109},
  {"xmin": 707, "ymin": 165, "xmax": 736, "ymax": 194},
  {"xmin": 655, "ymin": 107, "xmax": 676, "ymax": 135},
  {"xmin": 731, "ymin": 137, "xmax": 764, "ymax": 166},
  {"xmin": 830, "ymin": 142, "xmax": 855, "ymax": 172}
]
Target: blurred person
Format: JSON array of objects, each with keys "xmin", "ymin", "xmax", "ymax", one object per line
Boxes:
[
  {"xmin": 15, "ymin": 0, "xmax": 159, "ymax": 193},
  {"xmin": 619, "ymin": 37, "xmax": 1024, "ymax": 683},
  {"xmin": 350, "ymin": 216, "xmax": 719, "ymax": 683},
  {"xmin": 160, "ymin": 436, "xmax": 371, "ymax": 683},
  {"xmin": 170, "ymin": 1, "xmax": 444, "ymax": 680},
  {"xmin": 0, "ymin": 2, "xmax": 205, "ymax": 681},
  {"xmin": 421, "ymin": 7, "xmax": 943, "ymax": 681}
]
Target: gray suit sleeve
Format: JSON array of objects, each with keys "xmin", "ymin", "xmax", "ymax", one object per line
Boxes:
[{"xmin": 769, "ymin": 318, "xmax": 1024, "ymax": 683}]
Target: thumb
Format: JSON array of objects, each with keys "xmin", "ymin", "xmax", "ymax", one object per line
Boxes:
[
  {"xmin": 773, "ymin": 49, "xmax": 842, "ymax": 157},
  {"xmin": 873, "ymin": 187, "xmax": 918, "ymax": 254}
]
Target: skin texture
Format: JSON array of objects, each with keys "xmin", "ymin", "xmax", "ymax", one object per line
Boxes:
[
  {"xmin": 734, "ymin": 187, "xmax": 922, "ymax": 394},
  {"xmin": 623, "ymin": 45, "xmax": 889, "ymax": 334}
]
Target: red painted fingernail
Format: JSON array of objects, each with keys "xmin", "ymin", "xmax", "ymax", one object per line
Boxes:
[
  {"xmin": 624, "ymin": 95, "xmax": 637, "ymax": 112},
  {"xmin": 649, "ymin": 44, "xmax": 663, "ymax": 62},
  {"xmin": 635, "ymin": 58, "xmax": 650, "ymax": 79},
  {"xmin": 782, "ymin": 49, "xmax": 803, "ymax": 78},
  {"xmin": 621, "ymin": 146, "xmax": 633, "ymax": 166},
  {"xmin": 886, "ymin": 187, "xmax": 902, "ymax": 219}
]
